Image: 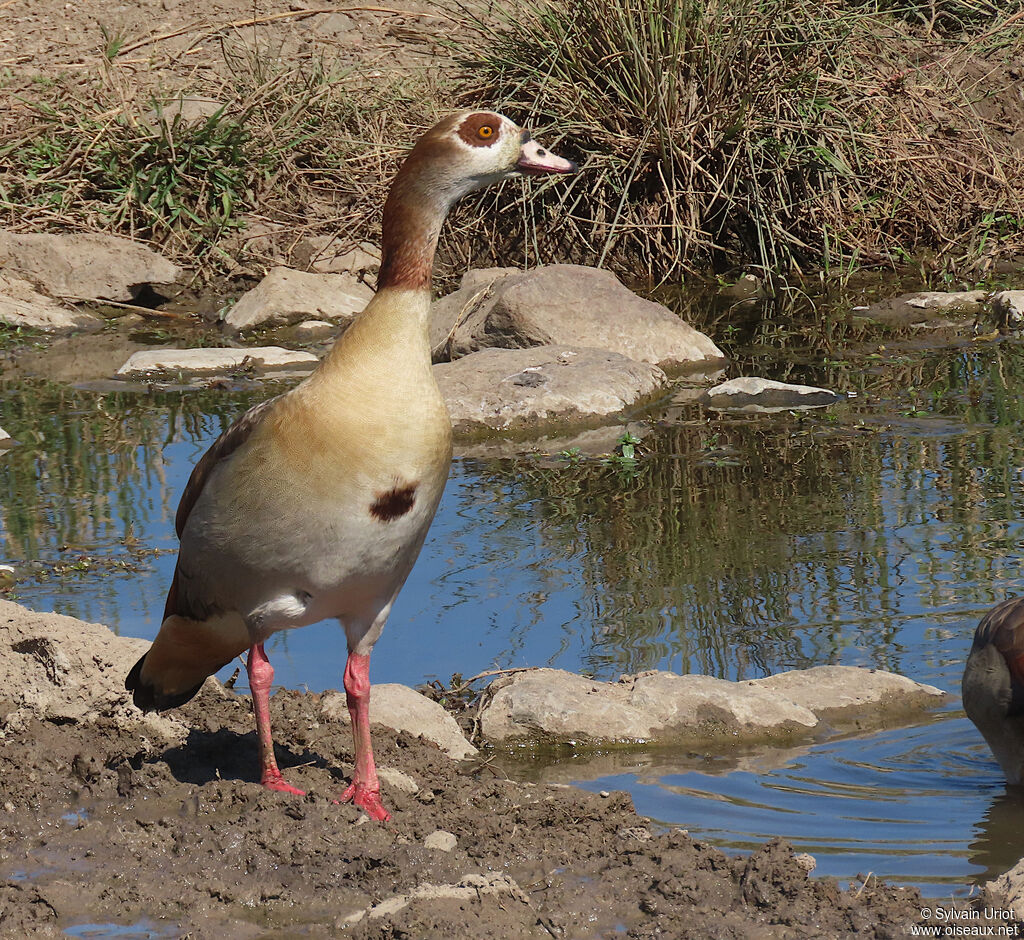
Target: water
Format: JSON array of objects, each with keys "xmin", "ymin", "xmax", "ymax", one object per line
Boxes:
[{"xmin": 3, "ymin": 312, "xmax": 1024, "ymax": 897}]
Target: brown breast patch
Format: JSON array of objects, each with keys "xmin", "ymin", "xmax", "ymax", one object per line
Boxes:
[{"xmin": 370, "ymin": 482, "xmax": 418, "ymax": 522}]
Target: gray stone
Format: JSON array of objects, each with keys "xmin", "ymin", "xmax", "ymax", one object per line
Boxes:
[
  {"xmin": 453, "ymin": 423, "xmax": 646, "ymax": 460},
  {"xmin": 479, "ymin": 665, "xmax": 947, "ymax": 747},
  {"xmin": 306, "ymin": 239, "xmax": 381, "ymax": 280},
  {"xmin": 480, "ymin": 669, "xmax": 818, "ymax": 745},
  {"xmin": 224, "ymin": 266, "xmax": 373, "ymax": 332},
  {"xmin": 343, "ymin": 874, "xmax": 529, "ymax": 926},
  {"xmin": 748, "ymin": 665, "xmax": 947, "ymax": 721},
  {"xmin": 291, "ymin": 319, "xmax": 336, "ymax": 342},
  {"xmin": 320, "ymin": 683, "xmax": 477, "ymax": 760},
  {"xmin": 376, "ymin": 766, "xmax": 419, "ymax": 794},
  {"xmin": 0, "ymin": 273, "xmax": 102, "ymax": 333},
  {"xmin": 0, "ymin": 231, "xmax": 181, "ymax": 303},
  {"xmin": 430, "ymin": 265, "xmax": 725, "ymax": 370},
  {"xmin": 854, "ymin": 290, "xmax": 986, "ymax": 329},
  {"xmin": 423, "ymin": 830, "xmax": 457, "ymax": 851},
  {"xmin": 719, "ymin": 273, "xmax": 764, "ymax": 304},
  {"xmin": 992, "ymin": 290, "xmax": 1024, "ymax": 328},
  {"xmin": 702, "ymin": 377, "xmax": 840, "ymax": 413},
  {"xmin": 115, "ymin": 346, "xmax": 318, "ymax": 377},
  {"xmin": 435, "ymin": 346, "xmax": 667, "ymax": 434}
]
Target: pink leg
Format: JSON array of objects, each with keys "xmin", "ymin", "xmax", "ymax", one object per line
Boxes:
[
  {"xmin": 338, "ymin": 652, "xmax": 390, "ymax": 821},
  {"xmin": 247, "ymin": 643, "xmax": 304, "ymax": 796}
]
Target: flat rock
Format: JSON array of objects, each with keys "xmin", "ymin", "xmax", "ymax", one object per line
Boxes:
[
  {"xmin": 0, "ymin": 273, "xmax": 102, "ymax": 333},
  {"xmin": 305, "ymin": 239, "xmax": 381, "ymax": 280},
  {"xmin": 854, "ymin": 290, "xmax": 986, "ymax": 329},
  {"xmin": 430, "ymin": 265, "xmax": 725, "ymax": 370},
  {"xmin": 702, "ymin": 377, "xmax": 841, "ymax": 412},
  {"xmin": 343, "ymin": 874, "xmax": 529, "ymax": 927},
  {"xmin": 0, "ymin": 231, "xmax": 181, "ymax": 303},
  {"xmin": 992, "ymin": 290, "xmax": 1024, "ymax": 328},
  {"xmin": 480, "ymin": 666, "xmax": 947, "ymax": 747},
  {"xmin": 748, "ymin": 666, "xmax": 947, "ymax": 723},
  {"xmin": 224, "ymin": 266, "xmax": 372, "ymax": 332},
  {"xmin": 435, "ymin": 346, "xmax": 667, "ymax": 434},
  {"xmin": 115, "ymin": 346, "xmax": 318, "ymax": 377},
  {"xmin": 320, "ymin": 683, "xmax": 477, "ymax": 760},
  {"xmin": 480, "ymin": 669, "xmax": 818, "ymax": 745},
  {"xmin": 291, "ymin": 319, "xmax": 336, "ymax": 342}
]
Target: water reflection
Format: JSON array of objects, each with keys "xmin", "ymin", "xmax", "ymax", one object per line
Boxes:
[{"xmin": 3, "ymin": 338, "xmax": 1024, "ymax": 892}]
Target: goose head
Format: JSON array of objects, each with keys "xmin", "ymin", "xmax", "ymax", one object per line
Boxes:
[
  {"xmin": 378, "ymin": 110, "xmax": 576, "ymax": 291},
  {"xmin": 963, "ymin": 596, "xmax": 1024, "ymax": 784},
  {"xmin": 399, "ymin": 110, "xmax": 576, "ymax": 205}
]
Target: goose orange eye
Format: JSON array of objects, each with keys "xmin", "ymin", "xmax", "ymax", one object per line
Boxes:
[{"xmin": 478, "ymin": 125, "xmax": 495, "ymax": 139}]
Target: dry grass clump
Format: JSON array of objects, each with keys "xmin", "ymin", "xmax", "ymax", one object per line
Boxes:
[
  {"xmin": 0, "ymin": 49, "xmax": 423, "ymax": 273},
  {"xmin": 451, "ymin": 0, "xmax": 1024, "ymax": 280}
]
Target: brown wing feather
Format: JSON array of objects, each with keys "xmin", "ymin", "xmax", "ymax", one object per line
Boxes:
[
  {"xmin": 174, "ymin": 395, "xmax": 278, "ymax": 537},
  {"xmin": 164, "ymin": 395, "xmax": 279, "ymax": 622}
]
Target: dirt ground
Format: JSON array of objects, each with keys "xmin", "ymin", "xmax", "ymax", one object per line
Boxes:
[
  {"xmin": 0, "ymin": 598, "xmax": 1015, "ymax": 939},
  {"xmin": 0, "ymin": 604, "xmax": 973, "ymax": 940}
]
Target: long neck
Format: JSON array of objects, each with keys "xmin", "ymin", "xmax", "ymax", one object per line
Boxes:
[{"xmin": 376, "ymin": 165, "xmax": 453, "ymax": 293}]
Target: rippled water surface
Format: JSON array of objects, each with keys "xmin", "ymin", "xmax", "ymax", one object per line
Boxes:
[{"xmin": 4, "ymin": 304, "xmax": 1024, "ymax": 896}]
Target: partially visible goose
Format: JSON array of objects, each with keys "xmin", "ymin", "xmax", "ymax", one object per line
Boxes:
[
  {"xmin": 126, "ymin": 111, "xmax": 576, "ymax": 820},
  {"xmin": 962, "ymin": 596, "xmax": 1024, "ymax": 784}
]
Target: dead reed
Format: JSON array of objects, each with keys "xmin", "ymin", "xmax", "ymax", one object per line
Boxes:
[{"xmin": 450, "ymin": 0, "xmax": 1024, "ymax": 280}]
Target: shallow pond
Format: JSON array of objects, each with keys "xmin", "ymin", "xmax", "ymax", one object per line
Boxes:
[{"xmin": 3, "ymin": 294, "xmax": 1024, "ymax": 898}]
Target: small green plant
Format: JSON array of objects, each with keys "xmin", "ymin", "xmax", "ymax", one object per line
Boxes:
[
  {"xmin": 602, "ymin": 431, "xmax": 646, "ymax": 473},
  {"xmin": 98, "ymin": 24, "xmax": 128, "ymax": 62}
]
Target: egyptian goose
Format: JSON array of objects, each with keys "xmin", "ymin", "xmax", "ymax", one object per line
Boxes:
[
  {"xmin": 963, "ymin": 596, "xmax": 1024, "ymax": 784},
  {"xmin": 126, "ymin": 111, "xmax": 576, "ymax": 820}
]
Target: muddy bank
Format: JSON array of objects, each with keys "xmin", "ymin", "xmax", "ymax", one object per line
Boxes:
[{"xmin": 0, "ymin": 601, "xmax": 1013, "ymax": 938}]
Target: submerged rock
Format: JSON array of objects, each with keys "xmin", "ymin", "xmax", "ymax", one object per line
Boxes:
[
  {"xmin": 701, "ymin": 377, "xmax": 840, "ymax": 412},
  {"xmin": 115, "ymin": 346, "xmax": 318, "ymax": 377},
  {"xmin": 479, "ymin": 666, "xmax": 947, "ymax": 747},
  {"xmin": 430, "ymin": 264, "xmax": 725, "ymax": 370},
  {"xmin": 223, "ymin": 266, "xmax": 372, "ymax": 332},
  {"xmin": 434, "ymin": 345, "xmax": 667, "ymax": 434},
  {"xmin": 0, "ymin": 231, "xmax": 181, "ymax": 303},
  {"xmin": 854, "ymin": 290, "xmax": 986, "ymax": 329},
  {"xmin": 0, "ymin": 273, "xmax": 102, "ymax": 333},
  {"xmin": 291, "ymin": 319, "xmax": 336, "ymax": 342}
]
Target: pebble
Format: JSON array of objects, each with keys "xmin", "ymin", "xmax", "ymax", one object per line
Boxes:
[{"xmin": 424, "ymin": 830, "xmax": 457, "ymax": 852}]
